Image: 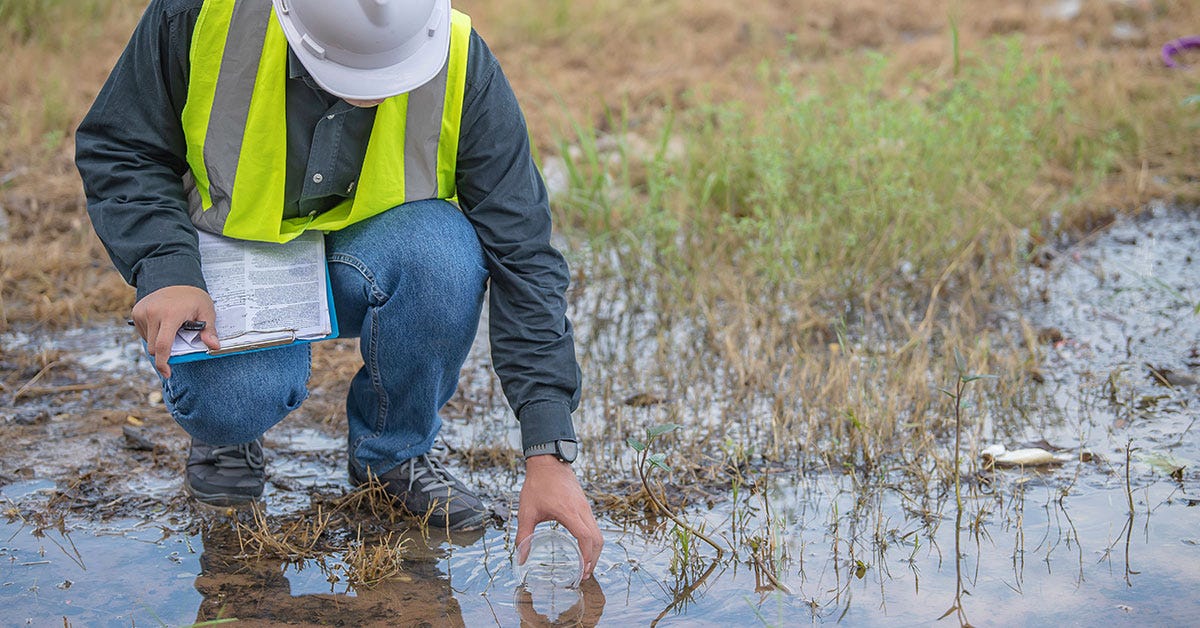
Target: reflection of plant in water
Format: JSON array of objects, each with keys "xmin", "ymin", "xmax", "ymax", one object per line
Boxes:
[
  {"xmin": 233, "ymin": 504, "xmax": 331, "ymax": 564},
  {"xmin": 1097, "ymin": 439, "xmax": 1142, "ymax": 587},
  {"xmin": 226, "ymin": 484, "xmax": 424, "ymax": 591},
  {"xmin": 938, "ymin": 350, "xmax": 994, "ymax": 627},
  {"xmin": 629, "ymin": 422, "xmax": 795, "ymax": 624}
]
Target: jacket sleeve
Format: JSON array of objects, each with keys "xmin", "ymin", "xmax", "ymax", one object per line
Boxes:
[
  {"xmin": 455, "ymin": 32, "xmax": 583, "ymax": 451},
  {"xmin": 75, "ymin": 0, "xmax": 206, "ymax": 301}
]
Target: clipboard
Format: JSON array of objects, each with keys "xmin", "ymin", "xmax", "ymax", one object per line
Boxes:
[
  {"xmin": 165, "ymin": 229, "xmax": 341, "ymax": 365},
  {"xmin": 167, "ymin": 269, "xmax": 339, "ymax": 364}
]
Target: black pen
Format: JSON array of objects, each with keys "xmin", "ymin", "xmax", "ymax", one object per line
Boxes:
[{"xmin": 126, "ymin": 319, "xmax": 207, "ymax": 331}]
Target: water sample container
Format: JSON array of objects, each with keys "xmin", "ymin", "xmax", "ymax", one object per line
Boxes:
[{"xmin": 512, "ymin": 527, "xmax": 583, "ymax": 588}]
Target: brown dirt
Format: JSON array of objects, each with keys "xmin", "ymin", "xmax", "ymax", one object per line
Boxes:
[{"xmin": 1, "ymin": 0, "xmax": 1198, "ymax": 330}]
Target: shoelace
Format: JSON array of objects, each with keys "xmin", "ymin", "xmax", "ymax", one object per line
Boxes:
[
  {"xmin": 404, "ymin": 454, "xmax": 459, "ymax": 495},
  {"xmin": 211, "ymin": 442, "xmax": 264, "ymax": 471}
]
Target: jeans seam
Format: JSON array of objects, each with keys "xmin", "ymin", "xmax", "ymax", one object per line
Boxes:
[
  {"xmin": 350, "ymin": 305, "xmax": 389, "ymax": 458},
  {"xmin": 368, "ymin": 306, "xmax": 388, "ymax": 440},
  {"xmin": 331, "ymin": 252, "xmax": 388, "ymax": 461},
  {"xmin": 328, "ymin": 253, "xmax": 387, "ymax": 302}
]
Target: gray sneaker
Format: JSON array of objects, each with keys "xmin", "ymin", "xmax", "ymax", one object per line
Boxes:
[
  {"xmin": 349, "ymin": 454, "xmax": 488, "ymax": 530},
  {"xmin": 186, "ymin": 438, "xmax": 265, "ymax": 506}
]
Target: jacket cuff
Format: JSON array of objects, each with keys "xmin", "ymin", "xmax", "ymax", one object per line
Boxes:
[
  {"xmin": 133, "ymin": 254, "xmax": 206, "ymax": 302},
  {"xmin": 518, "ymin": 400, "xmax": 577, "ymax": 452}
]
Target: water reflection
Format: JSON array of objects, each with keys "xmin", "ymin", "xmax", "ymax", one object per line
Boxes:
[
  {"xmin": 193, "ymin": 525, "xmax": 467, "ymax": 625},
  {"xmin": 515, "ymin": 577, "xmax": 606, "ymax": 626},
  {"xmin": 190, "ymin": 523, "xmax": 608, "ymax": 626}
]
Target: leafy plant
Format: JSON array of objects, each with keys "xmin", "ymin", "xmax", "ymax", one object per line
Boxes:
[{"xmin": 628, "ymin": 423, "xmax": 725, "ymax": 559}]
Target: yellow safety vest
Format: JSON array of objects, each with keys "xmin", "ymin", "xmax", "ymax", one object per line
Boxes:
[{"xmin": 181, "ymin": 0, "xmax": 471, "ymax": 242}]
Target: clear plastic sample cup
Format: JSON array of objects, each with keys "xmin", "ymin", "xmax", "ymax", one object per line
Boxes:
[{"xmin": 512, "ymin": 527, "xmax": 584, "ymax": 589}]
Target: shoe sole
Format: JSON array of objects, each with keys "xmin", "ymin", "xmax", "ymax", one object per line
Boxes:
[
  {"xmin": 186, "ymin": 483, "xmax": 263, "ymax": 508},
  {"xmin": 441, "ymin": 509, "xmax": 488, "ymax": 532}
]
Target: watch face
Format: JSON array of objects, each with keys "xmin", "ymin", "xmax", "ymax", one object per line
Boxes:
[{"xmin": 558, "ymin": 440, "xmax": 579, "ymax": 462}]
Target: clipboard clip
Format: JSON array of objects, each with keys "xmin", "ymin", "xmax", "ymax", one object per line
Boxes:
[{"xmin": 206, "ymin": 330, "xmax": 298, "ymax": 356}]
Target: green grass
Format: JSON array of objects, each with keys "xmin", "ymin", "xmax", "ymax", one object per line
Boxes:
[
  {"xmin": 0, "ymin": 0, "xmax": 108, "ymax": 43},
  {"xmin": 556, "ymin": 40, "xmax": 1110, "ymax": 466},
  {"xmin": 559, "ymin": 41, "xmax": 1077, "ymax": 305}
]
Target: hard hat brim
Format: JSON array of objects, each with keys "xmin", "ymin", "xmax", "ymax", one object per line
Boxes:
[{"xmin": 274, "ymin": 0, "xmax": 452, "ymax": 101}]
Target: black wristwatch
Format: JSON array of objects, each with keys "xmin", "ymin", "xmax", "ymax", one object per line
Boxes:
[{"xmin": 523, "ymin": 439, "xmax": 579, "ymax": 463}]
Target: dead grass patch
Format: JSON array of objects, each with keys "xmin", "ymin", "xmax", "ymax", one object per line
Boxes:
[
  {"xmin": 341, "ymin": 529, "xmax": 412, "ymax": 588},
  {"xmin": 225, "ymin": 475, "xmax": 435, "ymax": 589},
  {"xmin": 234, "ymin": 504, "xmax": 332, "ymax": 563}
]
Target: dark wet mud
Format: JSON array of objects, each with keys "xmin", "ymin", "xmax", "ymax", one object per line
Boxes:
[{"xmin": 2, "ymin": 207, "xmax": 1199, "ymax": 626}]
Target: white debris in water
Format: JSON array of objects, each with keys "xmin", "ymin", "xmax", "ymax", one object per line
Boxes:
[{"xmin": 981, "ymin": 444, "xmax": 1073, "ymax": 467}]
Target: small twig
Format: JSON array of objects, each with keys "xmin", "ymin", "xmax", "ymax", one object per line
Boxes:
[
  {"xmin": 1124, "ymin": 439, "xmax": 1134, "ymax": 516},
  {"xmin": 14, "ymin": 383, "xmax": 105, "ymax": 399},
  {"xmin": 11, "ymin": 360, "xmax": 59, "ymax": 403}
]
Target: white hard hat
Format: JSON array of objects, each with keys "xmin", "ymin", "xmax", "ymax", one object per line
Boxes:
[{"xmin": 272, "ymin": 0, "xmax": 451, "ymax": 100}]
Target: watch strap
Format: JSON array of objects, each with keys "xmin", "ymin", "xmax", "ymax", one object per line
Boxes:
[
  {"xmin": 524, "ymin": 439, "xmax": 578, "ymax": 463},
  {"xmin": 523, "ymin": 441, "xmax": 558, "ymax": 458}
]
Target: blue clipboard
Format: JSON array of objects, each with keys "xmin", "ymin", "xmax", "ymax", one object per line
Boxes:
[{"xmin": 167, "ymin": 263, "xmax": 340, "ymax": 365}]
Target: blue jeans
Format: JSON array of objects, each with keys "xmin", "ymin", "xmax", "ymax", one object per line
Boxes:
[{"xmin": 160, "ymin": 199, "xmax": 488, "ymax": 475}]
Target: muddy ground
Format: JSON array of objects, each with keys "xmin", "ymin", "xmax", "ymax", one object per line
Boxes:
[
  {"xmin": 2, "ymin": 207, "xmax": 1199, "ymax": 626},
  {"xmin": 3, "ymin": 0, "xmax": 1200, "ymax": 626}
]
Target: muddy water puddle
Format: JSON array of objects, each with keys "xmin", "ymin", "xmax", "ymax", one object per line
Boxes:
[{"xmin": 2, "ymin": 207, "xmax": 1200, "ymax": 626}]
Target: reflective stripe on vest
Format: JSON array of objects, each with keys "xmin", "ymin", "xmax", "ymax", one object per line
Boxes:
[{"xmin": 181, "ymin": 0, "xmax": 471, "ymax": 242}]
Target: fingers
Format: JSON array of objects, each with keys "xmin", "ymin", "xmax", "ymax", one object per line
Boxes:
[
  {"xmin": 559, "ymin": 508, "xmax": 603, "ymax": 580},
  {"xmin": 150, "ymin": 314, "xmax": 181, "ymax": 379},
  {"xmin": 199, "ymin": 319, "xmax": 220, "ymax": 351},
  {"xmin": 514, "ymin": 500, "xmax": 542, "ymax": 563},
  {"xmin": 132, "ymin": 286, "xmax": 217, "ymax": 380},
  {"xmin": 195, "ymin": 297, "xmax": 219, "ymax": 351}
]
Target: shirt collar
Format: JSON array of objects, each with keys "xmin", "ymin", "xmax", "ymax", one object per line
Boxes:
[{"xmin": 287, "ymin": 47, "xmax": 308, "ymax": 80}]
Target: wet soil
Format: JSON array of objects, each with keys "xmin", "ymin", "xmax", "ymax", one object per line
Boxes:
[{"xmin": 2, "ymin": 207, "xmax": 1198, "ymax": 626}]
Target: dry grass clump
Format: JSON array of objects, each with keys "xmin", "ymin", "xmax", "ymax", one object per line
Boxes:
[
  {"xmin": 227, "ymin": 480, "xmax": 425, "ymax": 589},
  {"xmin": 341, "ymin": 530, "xmax": 412, "ymax": 589},
  {"xmin": 233, "ymin": 504, "xmax": 332, "ymax": 563},
  {"xmin": 326, "ymin": 469, "xmax": 407, "ymax": 526}
]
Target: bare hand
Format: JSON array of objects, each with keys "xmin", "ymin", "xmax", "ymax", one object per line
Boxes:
[
  {"xmin": 516, "ymin": 455, "xmax": 604, "ymax": 580},
  {"xmin": 131, "ymin": 285, "xmax": 219, "ymax": 378}
]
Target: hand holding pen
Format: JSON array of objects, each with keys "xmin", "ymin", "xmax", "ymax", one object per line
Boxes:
[{"xmin": 128, "ymin": 285, "xmax": 220, "ymax": 378}]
